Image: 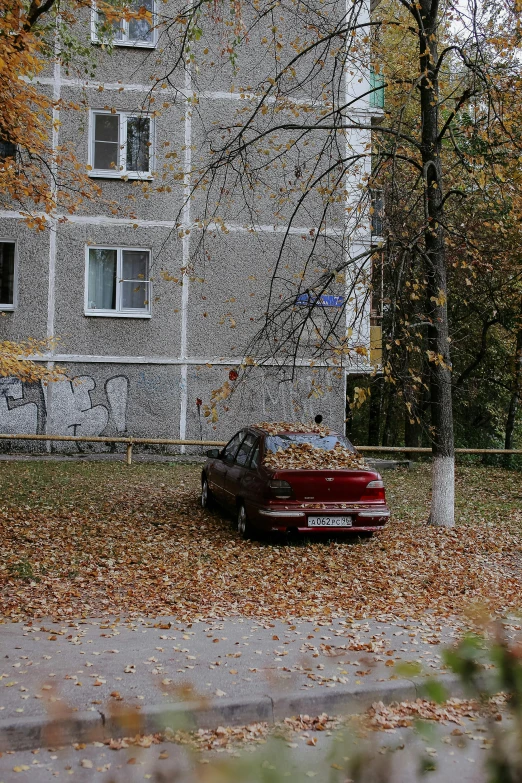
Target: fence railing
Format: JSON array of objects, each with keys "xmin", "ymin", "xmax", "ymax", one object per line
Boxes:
[{"xmin": 0, "ymin": 433, "xmax": 520, "ymax": 465}]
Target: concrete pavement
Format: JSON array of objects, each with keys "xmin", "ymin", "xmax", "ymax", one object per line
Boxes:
[{"xmin": 0, "ymin": 615, "xmax": 470, "ymax": 751}]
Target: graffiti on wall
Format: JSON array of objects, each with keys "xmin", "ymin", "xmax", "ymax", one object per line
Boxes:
[
  {"xmin": 0, "ymin": 375, "xmax": 129, "ymax": 435},
  {"xmin": 234, "ymin": 374, "xmax": 329, "ymax": 422},
  {"xmin": 259, "ymin": 375, "xmax": 317, "ymax": 420},
  {"xmin": 0, "ymin": 378, "xmax": 38, "ymax": 434}
]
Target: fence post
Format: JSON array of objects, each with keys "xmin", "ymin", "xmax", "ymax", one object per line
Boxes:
[{"xmin": 126, "ymin": 443, "xmax": 133, "ymax": 466}]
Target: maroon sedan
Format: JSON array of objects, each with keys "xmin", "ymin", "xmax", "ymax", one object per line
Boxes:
[{"xmin": 201, "ymin": 425, "xmax": 390, "ymax": 537}]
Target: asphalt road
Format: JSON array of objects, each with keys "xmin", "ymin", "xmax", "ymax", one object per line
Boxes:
[{"xmin": 0, "ymin": 713, "xmax": 492, "ymax": 782}]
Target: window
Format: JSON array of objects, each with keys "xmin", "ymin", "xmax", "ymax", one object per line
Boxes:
[
  {"xmin": 0, "ymin": 241, "xmax": 16, "ymax": 310},
  {"xmin": 92, "ymin": 0, "xmax": 156, "ymax": 47},
  {"xmin": 249, "ymin": 443, "xmax": 260, "ymax": 470},
  {"xmin": 235, "ymin": 433, "xmax": 257, "ymax": 466},
  {"xmin": 0, "ymin": 138, "xmax": 16, "ymax": 160},
  {"xmin": 86, "ymin": 246, "xmax": 151, "ymax": 317},
  {"xmin": 222, "ymin": 431, "xmax": 244, "ymax": 464},
  {"xmin": 89, "ymin": 111, "xmax": 153, "ymax": 178},
  {"xmin": 369, "ymin": 67, "xmax": 385, "ymax": 109},
  {"xmin": 371, "ymin": 189, "xmax": 384, "ymax": 237}
]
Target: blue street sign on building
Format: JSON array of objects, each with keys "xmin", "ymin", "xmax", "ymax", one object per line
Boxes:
[{"xmin": 296, "ymin": 293, "xmax": 345, "ymax": 307}]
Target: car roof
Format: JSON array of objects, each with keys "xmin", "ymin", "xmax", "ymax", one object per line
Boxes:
[{"xmin": 249, "ymin": 425, "xmax": 341, "ymax": 437}]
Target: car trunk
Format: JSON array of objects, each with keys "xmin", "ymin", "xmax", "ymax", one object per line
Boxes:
[{"xmin": 272, "ymin": 469, "xmax": 380, "ymax": 503}]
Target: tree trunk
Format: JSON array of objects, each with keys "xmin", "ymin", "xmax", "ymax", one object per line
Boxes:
[
  {"xmin": 368, "ymin": 376, "xmax": 383, "ymax": 445},
  {"xmin": 381, "ymin": 380, "xmax": 392, "ymax": 446},
  {"xmin": 419, "ymin": 1, "xmax": 455, "ymax": 526},
  {"xmin": 404, "ymin": 405, "xmax": 422, "ymax": 460},
  {"xmin": 504, "ymin": 298, "xmax": 522, "ymax": 465},
  {"xmin": 403, "ymin": 334, "xmax": 423, "ymax": 459},
  {"xmin": 345, "ymin": 388, "xmax": 353, "ymax": 439}
]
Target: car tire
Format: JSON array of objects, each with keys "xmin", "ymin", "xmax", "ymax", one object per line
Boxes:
[
  {"xmin": 201, "ymin": 477, "xmax": 213, "ymax": 509},
  {"xmin": 237, "ymin": 503, "xmax": 252, "ymax": 539}
]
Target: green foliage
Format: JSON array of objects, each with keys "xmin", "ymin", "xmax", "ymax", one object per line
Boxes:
[
  {"xmin": 394, "ymin": 660, "xmax": 423, "ymax": 678},
  {"xmin": 419, "ymin": 679, "xmax": 448, "ymax": 705},
  {"xmin": 443, "ymin": 634, "xmax": 486, "ymax": 683}
]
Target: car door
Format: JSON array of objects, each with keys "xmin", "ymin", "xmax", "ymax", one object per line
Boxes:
[
  {"xmin": 239, "ymin": 439, "xmax": 265, "ymax": 520},
  {"xmin": 212, "ymin": 431, "xmax": 244, "ymax": 504},
  {"xmin": 224, "ymin": 432, "xmax": 257, "ymax": 503}
]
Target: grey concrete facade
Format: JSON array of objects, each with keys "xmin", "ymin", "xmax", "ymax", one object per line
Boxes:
[{"xmin": 0, "ymin": 0, "xmax": 377, "ymax": 450}]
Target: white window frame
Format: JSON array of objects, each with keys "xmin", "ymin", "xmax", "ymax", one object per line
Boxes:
[
  {"xmin": 91, "ymin": 0, "xmax": 157, "ymax": 48},
  {"xmin": 0, "ymin": 239, "xmax": 17, "ymax": 312},
  {"xmin": 84, "ymin": 245, "xmax": 152, "ymax": 318},
  {"xmin": 88, "ymin": 110, "xmax": 154, "ymax": 179}
]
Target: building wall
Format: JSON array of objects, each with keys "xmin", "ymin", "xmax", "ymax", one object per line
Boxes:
[{"xmin": 0, "ymin": 0, "xmax": 375, "ymax": 450}]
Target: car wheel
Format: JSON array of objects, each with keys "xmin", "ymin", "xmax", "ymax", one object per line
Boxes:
[
  {"xmin": 201, "ymin": 477, "xmax": 213, "ymax": 509},
  {"xmin": 237, "ymin": 503, "xmax": 251, "ymax": 539}
]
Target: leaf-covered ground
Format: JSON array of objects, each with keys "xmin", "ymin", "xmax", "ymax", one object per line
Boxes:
[{"xmin": 0, "ymin": 461, "xmax": 521, "ymax": 621}]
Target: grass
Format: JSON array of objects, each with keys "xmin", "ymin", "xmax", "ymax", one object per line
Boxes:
[
  {"xmin": 2, "ymin": 460, "xmax": 520, "ymax": 527},
  {"xmin": 387, "ymin": 463, "xmax": 522, "ymax": 528}
]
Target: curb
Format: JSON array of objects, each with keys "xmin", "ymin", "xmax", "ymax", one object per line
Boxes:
[
  {"xmin": 0, "ymin": 673, "xmax": 492, "ymax": 753},
  {"xmin": 0, "ymin": 711, "xmax": 104, "ymax": 753}
]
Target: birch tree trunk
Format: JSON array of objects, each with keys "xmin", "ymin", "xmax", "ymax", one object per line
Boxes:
[
  {"xmin": 418, "ymin": 0, "xmax": 455, "ymax": 526},
  {"xmin": 504, "ymin": 297, "xmax": 522, "ymax": 463}
]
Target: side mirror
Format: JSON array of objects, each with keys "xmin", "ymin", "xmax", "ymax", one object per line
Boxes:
[{"xmin": 206, "ymin": 448, "xmax": 221, "ymax": 459}]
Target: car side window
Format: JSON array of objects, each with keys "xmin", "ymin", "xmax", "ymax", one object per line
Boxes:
[
  {"xmin": 235, "ymin": 433, "xmax": 257, "ymax": 466},
  {"xmin": 249, "ymin": 442, "xmax": 260, "ymax": 470},
  {"xmin": 222, "ymin": 432, "xmax": 244, "ymax": 464}
]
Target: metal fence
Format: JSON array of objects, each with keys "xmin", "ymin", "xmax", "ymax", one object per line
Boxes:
[{"xmin": 0, "ymin": 433, "xmax": 520, "ymax": 465}]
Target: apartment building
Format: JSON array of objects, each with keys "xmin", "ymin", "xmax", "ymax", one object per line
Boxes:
[{"xmin": 0, "ymin": 0, "xmax": 381, "ymax": 450}]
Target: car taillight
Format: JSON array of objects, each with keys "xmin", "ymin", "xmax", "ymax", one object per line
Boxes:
[
  {"xmin": 268, "ymin": 480, "xmax": 294, "ymax": 499},
  {"xmin": 366, "ymin": 480, "xmax": 384, "ymax": 489},
  {"xmin": 361, "ymin": 479, "xmax": 385, "ymax": 501}
]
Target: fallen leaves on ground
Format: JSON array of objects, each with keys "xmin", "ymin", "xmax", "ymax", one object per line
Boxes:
[
  {"xmin": 365, "ymin": 698, "xmax": 482, "ymax": 730},
  {"xmin": 0, "ymin": 462, "xmax": 521, "ymax": 621},
  {"xmin": 104, "ymin": 713, "xmax": 341, "ymax": 755},
  {"xmin": 264, "ymin": 442, "xmax": 368, "ymax": 471},
  {"xmin": 178, "ymin": 723, "xmax": 271, "ymax": 751},
  {"xmin": 183, "ymin": 701, "xmax": 494, "ymax": 751}
]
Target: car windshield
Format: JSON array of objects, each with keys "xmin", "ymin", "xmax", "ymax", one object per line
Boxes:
[{"xmin": 265, "ymin": 433, "xmax": 355, "ymax": 453}]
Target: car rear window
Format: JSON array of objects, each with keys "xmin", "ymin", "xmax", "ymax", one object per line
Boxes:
[{"xmin": 265, "ymin": 433, "xmax": 355, "ymax": 453}]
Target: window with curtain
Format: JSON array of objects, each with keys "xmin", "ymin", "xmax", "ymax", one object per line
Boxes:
[
  {"xmin": 128, "ymin": 0, "xmax": 154, "ymax": 42},
  {"xmin": 88, "ymin": 248, "xmax": 117, "ymax": 310},
  {"xmin": 86, "ymin": 247, "xmax": 151, "ymax": 316},
  {"xmin": 0, "ymin": 241, "xmax": 15, "ymax": 309},
  {"xmin": 92, "ymin": 0, "xmax": 155, "ymax": 46},
  {"xmin": 90, "ymin": 111, "xmax": 152, "ymax": 177}
]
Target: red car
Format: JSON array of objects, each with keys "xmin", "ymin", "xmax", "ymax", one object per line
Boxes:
[{"xmin": 201, "ymin": 425, "xmax": 390, "ymax": 537}]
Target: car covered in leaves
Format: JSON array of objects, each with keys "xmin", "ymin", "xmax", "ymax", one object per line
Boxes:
[{"xmin": 201, "ymin": 422, "xmax": 390, "ymax": 537}]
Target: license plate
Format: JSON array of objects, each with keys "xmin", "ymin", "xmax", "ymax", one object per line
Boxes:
[{"xmin": 308, "ymin": 516, "xmax": 353, "ymax": 527}]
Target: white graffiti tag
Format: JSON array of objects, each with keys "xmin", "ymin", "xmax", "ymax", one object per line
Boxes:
[
  {"xmin": 48, "ymin": 377, "xmax": 109, "ymax": 436},
  {"xmin": 0, "ymin": 378, "xmax": 38, "ymax": 434},
  {"xmin": 0, "ymin": 374, "xmax": 129, "ymax": 437}
]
